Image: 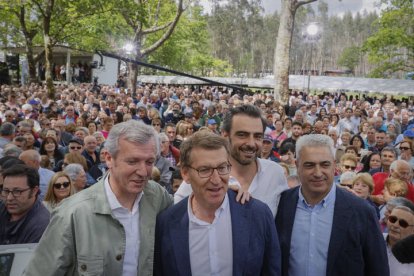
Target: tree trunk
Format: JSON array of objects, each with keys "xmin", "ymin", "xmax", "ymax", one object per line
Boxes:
[
  {"xmin": 273, "ymin": 1, "xmax": 295, "ymax": 103},
  {"xmin": 44, "ymin": 34, "xmax": 55, "ymax": 99},
  {"xmin": 25, "ymin": 37, "xmax": 38, "ymax": 83}
]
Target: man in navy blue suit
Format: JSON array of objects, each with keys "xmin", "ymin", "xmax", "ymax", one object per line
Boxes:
[
  {"xmin": 276, "ymin": 134, "xmax": 389, "ymax": 276},
  {"xmin": 154, "ymin": 131, "xmax": 281, "ymax": 276}
]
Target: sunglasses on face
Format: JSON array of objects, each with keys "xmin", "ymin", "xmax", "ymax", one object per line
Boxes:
[
  {"xmin": 343, "ymin": 165, "xmax": 356, "ymax": 170},
  {"xmin": 388, "ymin": 215, "xmax": 414, "ymax": 228},
  {"xmin": 53, "ymin": 182, "xmax": 70, "ymax": 189},
  {"xmin": 400, "ymin": 147, "xmax": 411, "ymax": 151},
  {"xmin": 70, "ymin": 146, "xmax": 82, "ymax": 150}
]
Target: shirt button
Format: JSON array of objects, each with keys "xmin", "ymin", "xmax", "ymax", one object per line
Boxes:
[
  {"xmin": 116, "ymin": 254, "xmax": 122, "ymax": 261},
  {"xmin": 80, "ymin": 264, "xmax": 87, "ymax": 271}
]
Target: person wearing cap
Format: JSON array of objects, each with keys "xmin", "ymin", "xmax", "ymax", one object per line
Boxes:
[
  {"xmin": 261, "ymin": 134, "xmax": 281, "ymax": 163},
  {"xmin": 207, "ymin": 118, "xmax": 219, "ymax": 134},
  {"xmin": 199, "ymin": 105, "xmax": 221, "ymax": 128}
]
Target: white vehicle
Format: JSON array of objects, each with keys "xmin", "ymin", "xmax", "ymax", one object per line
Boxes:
[{"xmin": 0, "ymin": 244, "xmax": 36, "ymax": 276}]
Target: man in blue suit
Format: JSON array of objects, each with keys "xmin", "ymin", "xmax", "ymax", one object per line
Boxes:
[
  {"xmin": 154, "ymin": 131, "xmax": 281, "ymax": 276},
  {"xmin": 276, "ymin": 134, "xmax": 389, "ymax": 276}
]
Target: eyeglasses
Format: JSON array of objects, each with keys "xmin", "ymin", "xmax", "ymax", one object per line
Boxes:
[
  {"xmin": 0, "ymin": 187, "xmax": 32, "ymax": 198},
  {"xmin": 53, "ymin": 182, "xmax": 70, "ymax": 189},
  {"xmin": 188, "ymin": 163, "xmax": 232, "ymax": 178},
  {"xmin": 152, "ymin": 124, "xmax": 160, "ymax": 126},
  {"xmin": 388, "ymin": 215, "xmax": 414, "ymax": 228},
  {"xmin": 400, "ymin": 147, "xmax": 411, "ymax": 151},
  {"xmin": 343, "ymin": 165, "xmax": 356, "ymax": 170},
  {"xmin": 70, "ymin": 146, "xmax": 82, "ymax": 150}
]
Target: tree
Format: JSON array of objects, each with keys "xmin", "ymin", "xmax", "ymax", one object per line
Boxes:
[
  {"xmin": 112, "ymin": 0, "xmax": 185, "ymax": 93},
  {"xmin": 273, "ymin": 0, "xmax": 317, "ymax": 103},
  {"xmin": 338, "ymin": 46, "xmax": 361, "ymax": 74},
  {"xmin": 363, "ymin": 0, "xmax": 414, "ymax": 78},
  {"xmin": 0, "ymin": 1, "xmax": 44, "ymax": 83}
]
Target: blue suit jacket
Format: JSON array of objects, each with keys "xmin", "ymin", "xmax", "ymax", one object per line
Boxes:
[
  {"xmin": 154, "ymin": 190, "xmax": 281, "ymax": 276},
  {"xmin": 275, "ymin": 186, "xmax": 389, "ymax": 276}
]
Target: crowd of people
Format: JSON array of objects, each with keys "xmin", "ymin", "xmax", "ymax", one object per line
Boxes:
[{"xmin": 0, "ymin": 81, "xmax": 413, "ymax": 275}]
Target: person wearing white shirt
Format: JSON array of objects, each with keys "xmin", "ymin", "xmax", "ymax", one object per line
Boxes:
[
  {"xmin": 385, "ymin": 205, "xmax": 414, "ymax": 276},
  {"xmin": 175, "ymin": 105, "xmax": 288, "ymax": 217},
  {"xmin": 154, "ymin": 131, "xmax": 281, "ymax": 275}
]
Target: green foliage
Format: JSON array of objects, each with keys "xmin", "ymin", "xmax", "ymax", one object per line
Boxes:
[
  {"xmin": 146, "ymin": 4, "xmax": 232, "ymax": 77},
  {"xmin": 338, "ymin": 46, "xmax": 361, "ymax": 73},
  {"xmin": 363, "ymin": 0, "xmax": 414, "ymax": 78}
]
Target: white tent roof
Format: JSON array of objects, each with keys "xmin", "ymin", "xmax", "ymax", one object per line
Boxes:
[{"xmin": 137, "ymin": 75, "xmax": 414, "ymax": 96}]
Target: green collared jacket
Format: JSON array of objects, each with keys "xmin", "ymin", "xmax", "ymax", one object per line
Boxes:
[{"xmin": 23, "ymin": 177, "xmax": 173, "ymax": 276}]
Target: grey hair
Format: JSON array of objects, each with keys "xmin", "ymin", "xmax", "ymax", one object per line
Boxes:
[
  {"xmin": 22, "ymin": 104, "xmax": 32, "ymax": 111},
  {"xmin": 0, "ymin": 122, "xmax": 15, "ymax": 136},
  {"xmin": 158, "ymin": 133, "xmax": 169, "ymax": 143},
  {"xmin": 386, "ymin": 197, "xmax": 414, "ymax": 210},
  {"xmin": 340, "ymin": 171, "xmax": 356, "ymax": 183},
  {"xmin": 390, "ymin": 159, "xmax": 411, "ymax": 172},
  {"xmin": 3, "ymin": 145, "xmax": 23, "ymax": 158},
  {"xmin": 296, "ymin": 134, "xmax": 335, "ymax": 161},
  {"xmin": 394, "ymin": 205, "xmax": 414, "ymax": 214},
  {"xmin": 104, "ymin": 120, "xmax": 159, "ymax": 158},
  {"xmin": 64, "ymin": 163, "xmax": 84, "ymax": 182},
  {"xmin": 76, "ymin": 127, "xmax": 89, "ymax": 135}
]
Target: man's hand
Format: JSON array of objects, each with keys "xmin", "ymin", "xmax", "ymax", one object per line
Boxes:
[{"xmin": 229, "ymin": 185, "xmax": 250, "ymax": 204}]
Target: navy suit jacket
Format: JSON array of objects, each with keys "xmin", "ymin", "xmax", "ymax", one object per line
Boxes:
[
  {"xmin": 154, "ymin": 190, "xmax": 281, "ymax": 276},
  {"xmin": 275, "ymin": 186, "xmax": 389, "ymax": 276}
]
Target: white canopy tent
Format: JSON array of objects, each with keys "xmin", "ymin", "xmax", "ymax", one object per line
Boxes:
[{"xmin": 137, "ymin": 75, "xmax": 414, "ymax": 96}]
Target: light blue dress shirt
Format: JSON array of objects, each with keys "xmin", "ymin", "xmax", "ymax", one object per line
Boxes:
[{"xmin": 289, "ymin": 184, "xmax": 336, "ymax": 276}]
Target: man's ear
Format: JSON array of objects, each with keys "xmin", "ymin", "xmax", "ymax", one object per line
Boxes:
[
  {"xmin": 104, "ymin": 151, "xmax": 113, "ymax": 170},
  {"xmin": 181, "ymin": 167, "xmax": 190, "ymax": 184},
  {"xmin": 222, "ymin": 131, "xmax": 229, "ymax": 138}
]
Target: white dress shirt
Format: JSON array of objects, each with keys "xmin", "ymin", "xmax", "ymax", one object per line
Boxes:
[
  {"xmin": 188, "ymin": 194, "xmax": 233, "ymax": 276},
  {"xmin": 174, "ymin": 158, "xmax": 288, "ymax": 217},
  {"xmin": 386, "ymin": 240, "xmax": 414, "ymax": 276},
  {"xmin": 105, "ymin": 176, "xmax": 142, "ymax": 276}
]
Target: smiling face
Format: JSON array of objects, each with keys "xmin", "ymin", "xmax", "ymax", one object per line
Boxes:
[
  {"xmin": 223, "ymin": 114, "xmax": 263, "ymax": 166},
  {"xmin": 105, "ymin": 138, "xmax": 156, "ymax": 202},
  {"xmin": 182, "ymin": 147, "xmax": 229, "ymax": 212},
  {"xmin": 297, "ymin": 146, "xmax": 335, "ymax": 205}
]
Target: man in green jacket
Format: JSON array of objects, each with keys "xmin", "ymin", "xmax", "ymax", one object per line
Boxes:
[{"xmin": 24, "ymin": 120, "xmax": 173, "ymax": 276}]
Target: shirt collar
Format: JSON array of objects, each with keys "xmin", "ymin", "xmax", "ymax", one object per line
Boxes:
[
  {"xmin": 298, "ymin": 182, "xmax": 336, "ymax": 208},
  {"xmin": 104, "ymin": 173, "xmax": 143, "ymax": 215},
  {"xmin": 187, "ymin": 192, "xmax": 229, "ymax": 225}
]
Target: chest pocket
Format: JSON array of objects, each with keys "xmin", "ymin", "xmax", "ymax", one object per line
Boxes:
[{"xmin": 77, "ymin": 255, "xmax": 104, "ymax": 276}]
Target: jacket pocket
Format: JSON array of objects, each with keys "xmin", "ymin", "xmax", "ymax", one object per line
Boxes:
[{"xmin": 77, "ymin": 255, "xmax": 104, "ymax": 276}]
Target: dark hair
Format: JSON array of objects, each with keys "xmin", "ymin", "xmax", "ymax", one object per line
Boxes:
[
  {"xmin": 279, "ymin": 142, "xmax": 295, "ymax": 155},
  {"xmin": 222, "ymin": 105, "xmax": 266, "ymax": 133},
  {"xmin": 2, "ymin": 164, "xmax": 40, "ymax": 189},
  {"xmin": 0, "ymin": 156, "xmax": 25, "ymax": 170},
  {"xmin": 180, "ymin": 131, "xmax": 229, "ymax": 168},
  {"xmin": 0, "ymin": 122, "xmax": 15, "ymax": 136},
  {"xmin": 350, "ymin": 135, "xmax": 365, "ymax": 149},
  {"xmin": 361, "ymin": 152, "xmax": 381, "ymax": 172},
  {"xmin": 292, "ymin": 121, "xmax": 303, "ymax": 128},
  {"xmin": 39, "ymin": 136, "xmax": 64, "ymax": 161}
]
